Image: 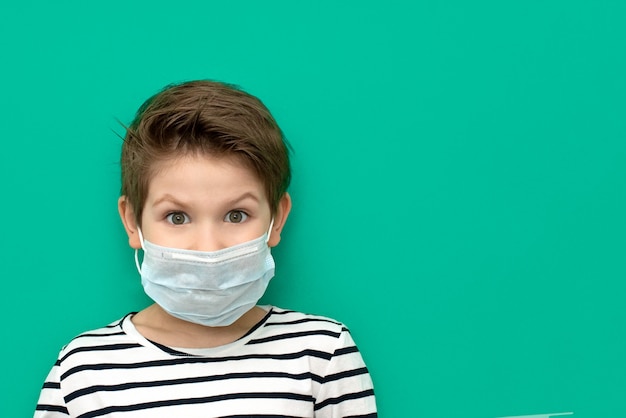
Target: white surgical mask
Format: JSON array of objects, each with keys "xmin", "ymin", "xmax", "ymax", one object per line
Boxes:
[{"xmin": 134, "ymin": 221, "xmax": 275, "ymax": 327}]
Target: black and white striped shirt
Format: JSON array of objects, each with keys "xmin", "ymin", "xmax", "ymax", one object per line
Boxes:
[{"xmin": 35, "ymin": 307, "xmax": 377, "ymax": 417}]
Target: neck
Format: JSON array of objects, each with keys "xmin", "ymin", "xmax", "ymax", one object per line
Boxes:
[{"xmin": 131, "ymin": 304, "xmax": 268, "ymax": 349}]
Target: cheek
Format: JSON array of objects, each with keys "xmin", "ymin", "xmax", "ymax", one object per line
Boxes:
[
  {"xmin": 225, "ymin": 221, "xmax": 270, "ymax": 246},
  {"xmin": 147, "ymin": 229, "xmax": 189, "ymax": 248},
  {"xmin": 225, "ymin": 229, "xmax": 264, "ymax": 247},
  {"xmin": 138, "ymin": 220, "xmax": 170, "ymax": 246}
]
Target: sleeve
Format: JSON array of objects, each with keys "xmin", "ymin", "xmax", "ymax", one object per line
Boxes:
[
  {"xmin": 314, "ymin": 327, "xmax": 378, "ymax": 418},
  {"xmin": 34, "ymin": 359, "xmax": 70, "ymax": 418}
]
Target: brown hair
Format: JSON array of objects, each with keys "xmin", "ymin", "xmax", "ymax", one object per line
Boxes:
[{"xmin": 120, "ymin": 80, "xmax": 291, "ymax": 223}]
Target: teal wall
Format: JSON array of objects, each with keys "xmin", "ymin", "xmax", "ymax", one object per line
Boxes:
[{"xmin": 2, "ymin": 1, "xmax": 625, "ymax": 417}]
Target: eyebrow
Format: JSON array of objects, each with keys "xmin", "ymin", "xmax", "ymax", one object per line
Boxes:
[
  {"xmin": 152, "ymin": 194, "xmax": 189, "ymax": 208},
  {"xmin": 225, "ymin": 192, "xmax": 261, "ymax": 206}
]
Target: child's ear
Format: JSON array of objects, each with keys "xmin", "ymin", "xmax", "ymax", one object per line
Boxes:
[
  {"xmin": 118, "ymin": 196, "xmax": 142, "ymax": 249},
  {"xmin": 268, "ymin": 192, "xmax": 292, "ymax": 247}
]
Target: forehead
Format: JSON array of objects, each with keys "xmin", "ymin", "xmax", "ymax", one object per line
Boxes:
[{"xmin": 145, "ymin": 153, "xmax": 266, "ymax": 202}]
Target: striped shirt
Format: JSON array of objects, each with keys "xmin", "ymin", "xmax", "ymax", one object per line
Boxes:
[{"xmin": 35, "ymin": 307, "xmax": 377, "ymax": 417}]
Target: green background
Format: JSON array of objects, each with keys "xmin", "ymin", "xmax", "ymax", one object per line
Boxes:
[{"xmin": 2, "ymin": 1, "xmax": 625, "ymax": 417}]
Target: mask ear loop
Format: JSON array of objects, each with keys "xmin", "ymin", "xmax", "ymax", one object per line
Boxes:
[
  {"xmin": 134, "ymin": 227, "xmax": 146, "ymax": 275},
  {"xmin": 265, "ymin": 218, "xmax": 275, "ymax": 244}
]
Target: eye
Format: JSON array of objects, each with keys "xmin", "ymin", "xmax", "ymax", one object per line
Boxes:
[
  {"xmin": 225, "ymin": 210, "xmax": 248, "ymax": 223},
  {"xmin": 166, "ymin": 211, "xmax": 190, "ymax": 225}
]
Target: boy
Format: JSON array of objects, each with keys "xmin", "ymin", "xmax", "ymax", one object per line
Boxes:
[{"xmin": 35, "ymin": 80, "xmax": 377, "ymax": 417}]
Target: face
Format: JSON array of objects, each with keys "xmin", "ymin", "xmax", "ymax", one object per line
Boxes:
[{"xmin": 119, "ymin": 154, "xmax": 291, "ymax": 251}]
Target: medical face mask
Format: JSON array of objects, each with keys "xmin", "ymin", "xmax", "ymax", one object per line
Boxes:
[{"xmin": 134, "ymin": 222, "xmax": 275, "ymax": 327}]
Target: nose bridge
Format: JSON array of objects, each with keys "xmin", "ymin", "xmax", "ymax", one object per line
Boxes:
[{"xmin": 194, "ymin": 223, "xmax": 223, "ymax": 252}]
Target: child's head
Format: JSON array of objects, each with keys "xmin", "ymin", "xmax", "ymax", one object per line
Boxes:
[{"xmin": 120, "ymin": 80, "xmax": 291, "ymax": 225}]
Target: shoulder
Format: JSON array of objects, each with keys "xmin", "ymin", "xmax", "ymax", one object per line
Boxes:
[
  {"xmin": 265, "ymin": 307, "xmax": 346, "ymax": 331},
  {"xmin": 56, "ymin": 313, "xmax": 139, "ymax": 364},
  {"xmin": 251, "ymin": 307, "xmax": 355, "ymax": 355}
]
